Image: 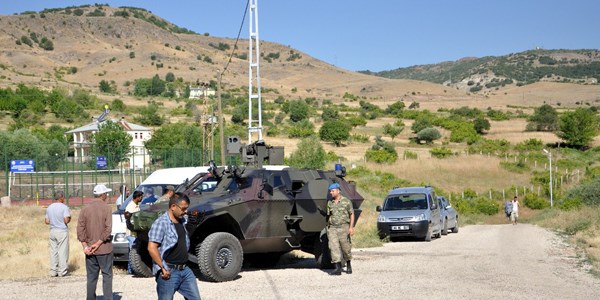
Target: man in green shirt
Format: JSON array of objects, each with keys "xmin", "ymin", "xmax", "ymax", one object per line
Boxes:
[{"xmin": 326, "ymin": 182, "xmax": 355, "ymax": 275}]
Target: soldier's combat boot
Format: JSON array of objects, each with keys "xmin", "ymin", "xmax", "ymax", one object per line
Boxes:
[
  {"xmin": 330, "ymin": 262, "xmax": 342, "ymax": 275},
  {"xmin": 346, "ymin": 260, "xmax": 352, "ymax": 274}
]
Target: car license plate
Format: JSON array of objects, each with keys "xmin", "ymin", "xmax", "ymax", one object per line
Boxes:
[{"xmin": 391, "ymin": 225, "xmax": 409, "ymax": 230}]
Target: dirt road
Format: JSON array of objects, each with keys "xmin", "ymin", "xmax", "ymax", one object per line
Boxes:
[{"xmin": 2, "ymin": 224, "xmax": 599, "ymax": 299}]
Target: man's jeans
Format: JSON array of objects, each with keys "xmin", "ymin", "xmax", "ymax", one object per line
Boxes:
[
  {"xmin": 127, "ymin": 236, "xmax": 136, "ymax": 274},
  {"xmin": 86, "ymin": 253, "xmax": 113, "ymax": 300},
  {"xmin": 155, "ymin": 267, "xmax": 201, "ymax": 300}
]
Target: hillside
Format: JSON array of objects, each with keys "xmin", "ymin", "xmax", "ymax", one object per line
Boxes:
[
  {"xmin": 0, "ymin": 5, "xmax": 458, "ymax": 106},
  {"xmin": 362, "ymin": 49, "xmax": 600, "ymax": 95}
]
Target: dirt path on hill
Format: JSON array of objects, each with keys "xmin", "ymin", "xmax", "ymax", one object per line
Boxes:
[{"xmin": 1, "ymin": 224, "xmax": 599, "ymax": 300}]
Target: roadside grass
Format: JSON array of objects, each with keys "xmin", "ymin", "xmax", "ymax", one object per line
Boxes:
[
  {"xmin": 0, "ymin": 205, "xmax": 127, "ymax": 280},
  {"xmin": 522, "ymin": 206, "xmax": 600, "ymax": 277}
]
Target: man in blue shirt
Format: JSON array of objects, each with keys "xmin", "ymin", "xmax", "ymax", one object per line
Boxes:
[{"xmin": 148, "ymin": 193, "xmax": 200, "ymax": 300}]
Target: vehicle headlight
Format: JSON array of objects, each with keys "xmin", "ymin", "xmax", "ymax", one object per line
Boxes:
[
  {"xmin": 413, "ymin": 213, "xmax": 426, "ymax": 221},
  {"xmin": 378, "ymin": 215, "xmax": 386, "ymax": 222},
  {"xmin": 114, "ymin": 233, "xmax": 127, "ymax": 243}
]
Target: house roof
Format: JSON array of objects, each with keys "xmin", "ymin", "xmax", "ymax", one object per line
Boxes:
[{"xmin": 66, "ymin": 118, "xmax": 151, "ymax": 134}]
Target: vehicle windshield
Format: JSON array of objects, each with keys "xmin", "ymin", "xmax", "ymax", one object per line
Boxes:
[{"xmin": 383, "ymin": 193, "xmax": 428, "ymax": 210}]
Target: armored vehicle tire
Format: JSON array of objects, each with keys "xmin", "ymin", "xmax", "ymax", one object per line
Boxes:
[
  {"xmin": 314, "ymin": 229, "xmax": 334, "ymax": 269},
  {"xmin": 442, "ymin": 220, "xmax": 448, "ymax": 236},
  {"xmin": 197, "ymin": 232, "xmax": 243, "ymax": 282},
  {"xmin": 130, "ymin": 241, "xmax": 153, "ymax": 277},
  {"xmin": 451, "ymin": 219, "xmax": 459, "ymax": 233}
]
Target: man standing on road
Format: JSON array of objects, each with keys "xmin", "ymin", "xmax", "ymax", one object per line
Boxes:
[
  {"xmin": 125, "ymin": 190, "xmax": 144, "ymax": 274},
  {"xmin": 504, "ymin": 199, "xmax": 513, "ymax": 223},
  {"xmin": 511, "ymin": 196, "xmax": 520, "ymax": 225},
  {"xmin": 77, "ymin": 184, "xmax": 113, "ymax": 300},
  {"xmin": 148, "ymin": 192, "xmax": 201, "ymax": 300},
  {"xmin": 45, "ymin": 190, "xmax": 71, "ymax": 277},
  {"xmin": 326, "ymin": 182, "xmax": 355, "ymax": 276}
]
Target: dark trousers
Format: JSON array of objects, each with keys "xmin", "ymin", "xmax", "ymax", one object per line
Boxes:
[{"xmin": 86, "ymin": 253, "xmax": 113, "ymax": 300}]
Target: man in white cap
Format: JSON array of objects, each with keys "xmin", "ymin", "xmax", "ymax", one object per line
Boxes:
[{"xmin": 77, "ymin": 184, "xmax": 113, "ymax": 300}]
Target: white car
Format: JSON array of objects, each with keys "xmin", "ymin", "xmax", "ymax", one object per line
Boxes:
[{"xmin": 111, "ymin": 167, "xmax": 209, "ymax": 261}]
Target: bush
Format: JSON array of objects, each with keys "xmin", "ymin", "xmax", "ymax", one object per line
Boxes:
[
  {"xmin": 564, "ymin": 219, "xmax": 591, "ymax": 235},
  {"xmin": 430, "ymin": 147, "xmax": 453, "ymax": 158},
  {"xmin": 365, "ymin": 149, "xmax": 397, "ymax": 164},
  {"xmin": 403, "ymin": 150, "xmax": 418, "ymax": 160},
  {"xmin": 286, "ymin": 136, "xmax": 326, "ymax": 169},
  {"xmin": 565, "ymin": 177, "xmax": 600, "ymax": 206},
  {"xmin": 319, "ymin": 120, "xmax": 350, "ymax": 146},
  {"xmin": 20, "ymin": 36, "xmax": 33, "ymax": 47},
  {"xmin": 557, "ymin": 198, "xmax": 583, "ymax": 210},
  {"xmin": 522, "ymin": 193, "xmax": 549, "ymax": 209},
  {"xmin": 39, "ymin": 37, "xmax": 54, "ymax": 50},
  {"xmin": 416, "ymin": 127, "xmax": 441, "ymax": 144},
  {"xmin": 473, "ymin": 198, "xmax": 499, "ymax": 215},
  {"xmin": 286, "ymin": 119, "xmax": 314, "ymax": 138}
]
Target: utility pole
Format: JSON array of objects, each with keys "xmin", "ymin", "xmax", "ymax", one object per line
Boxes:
[
  {"xmin": 217, "ymin": 71, "xmax": 225, "ymax": 165},
  {"xmin": 247, "ymin": 0, "xmax": 262, "ymax": 143}
]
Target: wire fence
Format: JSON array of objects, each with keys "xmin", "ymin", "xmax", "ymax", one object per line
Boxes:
[{"xmin": 0, "ymin": 143, "xmax": 217, "ymax": 206}]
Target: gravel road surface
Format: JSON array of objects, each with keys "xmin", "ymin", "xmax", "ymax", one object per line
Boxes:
[{"xmin": 2, "ymin": 224, "xmax": 599, "ymax": 299}]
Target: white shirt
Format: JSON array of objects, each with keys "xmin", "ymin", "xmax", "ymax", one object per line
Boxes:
[{"xmin": 512, "ymin": 200, "xmax": 519, "ymax": 212}]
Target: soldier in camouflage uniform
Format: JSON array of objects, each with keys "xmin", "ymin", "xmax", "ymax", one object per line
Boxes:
[{"xmin": 326, "ymin": 182, "xmax": 355, "ymax": 275}]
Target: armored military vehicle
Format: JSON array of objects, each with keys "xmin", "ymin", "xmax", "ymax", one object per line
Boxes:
[{"xmin": 129, "ymin": 142, "xmax": 364, "ymax": 282}]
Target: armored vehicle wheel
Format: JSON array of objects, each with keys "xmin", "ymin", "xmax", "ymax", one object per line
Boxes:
[
  {"xmin": 197, "ymin": 232, "xmax": 243, "ymax": 282},
  {"xmin": 130, "ymin": 241, "xmax": 153, "ymax": 277},
  {"xmin": 441, "ymin": 220, "xmax": 448, "ymax": 236},
  {"xmin": 314, "ymin": 229, "xmax": 333, "ymax": 269}
]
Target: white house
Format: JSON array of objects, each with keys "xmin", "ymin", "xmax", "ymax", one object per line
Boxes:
[
  {"xmin": 189, "ymin": 86, "xmax": 216, "ymax": 99},
  {"xmin": 65, "ymin": 115, "xmax": 152, "ymax": 170}
]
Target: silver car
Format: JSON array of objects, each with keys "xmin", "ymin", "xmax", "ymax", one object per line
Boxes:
[
  {"xmin": 376, "ymin": 186, "xmax": 443, "ymax": 241},
  {"xmin": 437, "ymin": 196, "xmax": 458, "ymax": 235}
]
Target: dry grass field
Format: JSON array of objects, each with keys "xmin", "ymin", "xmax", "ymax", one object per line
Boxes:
[{"xmin": 0, "ymin": 205, "xmax": 128, "ymax": 280}]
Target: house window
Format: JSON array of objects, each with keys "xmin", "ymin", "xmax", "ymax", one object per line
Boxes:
[
  {"xmin": 135, "ymin": 133, "xmax": 138, "ymax": 139},
  {"xmin": 140, "ymin": 133, "xmax": 143, "ymax": 139}
]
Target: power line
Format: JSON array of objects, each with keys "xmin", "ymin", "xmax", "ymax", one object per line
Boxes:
[{"xmin": 221, "ymin": 0, "xmax": 250, "ymax": 78}]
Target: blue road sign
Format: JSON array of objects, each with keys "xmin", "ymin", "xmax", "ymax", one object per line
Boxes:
[
  {"xmin": 96, "ymin": 156, "xmax": 107, "ymax": 169},
  {"xmin": 10, "ymin": 160, "xmax": 34, "ymax": 173}
]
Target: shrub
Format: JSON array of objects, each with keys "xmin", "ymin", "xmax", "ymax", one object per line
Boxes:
[
  {"xmin": 403, "ymin": 150, "xmax": 418, "ymax": 160},
  {"xmin": 287, "ymin": 136, "xmax": 326, "ymax": 169},
  {"xmin": 350, "ymin": 134, "xmax": 369, "ymax": 143},
  {"xmin": 365, "ymin": 149, "xmax": 397, "ymax": 164},
  {"xmin": 319, "ymin": 120, "xmax": 350, "ymax": 146},
  {"xmin": 416, "ymin": 127, "xmax": 441, "ymax": 144},
  {"xmin": 20, "ymin": 36, "xmax": 33, "ymax": 47},
  {"xmin": 473, "ymin": 198, "xmax": 499, "ymax": 215},
  {"xmin": 286, "ymin": 119, "xmax": 314, "ymax": 138},
  {"xmin": 565, "ymin": 177, "xmax": 600, "ymax": 206},
  {"xmin": 522, "ymin": 193, "xmax": 549, "ymax": 209},
  {"xmin": 557, "ymin": 198, "xmax": 583, "ymax": 210},
  {"xmin": 564, "ymin": 219, "xmax": 591, "ymax": 235},
  {"xmin": 129, "ymin": 51, "xmax": 135, "ymax": 59},
  {"xmin": 430, "ymin": 147, "xmax": 453, "ymax": 158}
]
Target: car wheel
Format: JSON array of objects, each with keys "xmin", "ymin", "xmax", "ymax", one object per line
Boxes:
[
  {"xmin": 451, "ymin": 218, "xmax": 459, "ymax": 233},
  {"xmin": 129, "ymin": 241, "xmax": 153, "ymax": 277},
  {"xmin": 314, "ymin": 228, "xmax": 334, "ymax": 269},
  {"xmin": 423, "ymin": 226, "xmax": 432, "ymax": 242},
  {"xmin": 197, "ymin": 232, "xmax": 243, "ymax": 282},
  {"xmin": 442, "ymin": 219, "xmax": 448, "ymax": 236}
]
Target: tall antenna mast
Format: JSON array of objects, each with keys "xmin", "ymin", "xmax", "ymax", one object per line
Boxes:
[{"xmin": 247, "ymin": 0, "xmax": 262, "ymax": 143}]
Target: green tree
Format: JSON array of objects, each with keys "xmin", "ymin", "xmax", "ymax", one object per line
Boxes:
[
  {"xmin": 99, "ymin": 80, "xmax": 112, "ymax": 93},
  {"xmin": 39, "ymin": 37, "xmax": 54, "ymax": 50},
  {"xmin": 365, "ymin": 135, "xmax": 398, "ymax": 163},
  {"xmin": 319, "ymin": 120, "xmax": 350, "ymax": 146},
  {"xmin": 473, "ymin": 117, "xmax": 491, "ymax": 134},
  {"xmin": 416, "ymin": 127, "xmax": 441, "ymax": 144},
  {"xmin": 287, "ymin": 136, "xmax": 326, "ymax": 169},
  {"xmin": 385, "ymin": 101, "xmax": 405, "ymax": 115},
  {"xmin": 321, "ymin": 107, "xmax": 339, "ymax": 121},
  {"xmin": 112, "ymin": 99, "xmax": 126, "ymax": 112},
  {"xmin": 288, "ymin": 100, "xmax": 309, "ymax": 122},
  {"xmin": 134, "ymin": 103, "xmax": 164, "ymax": 126},
  {"xmin": 383, "ymin": 123, "xmax": 404, "ymax": 140},
  {"xmin": 557, "ymin": 108, "xmax": 599, "ymax": 148},
  {"xmin": 528, "ymin": 104, "xmax": 558, "ymax": 131},
  {"xmin": 411, "ymin": 116, "xmax": 432, "ymax": 133},
  {"xmin": 165, "ymin": 72, "xmax": 175, "ymax": 82},
  {"xmin": 92, "ymin": 120, "xmax": 133, "ymax": 168}
]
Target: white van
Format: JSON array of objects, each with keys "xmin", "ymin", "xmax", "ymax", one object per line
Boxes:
[{"xmin": 111, "ymin": 167, "xmax": 209, "ymax": 261}]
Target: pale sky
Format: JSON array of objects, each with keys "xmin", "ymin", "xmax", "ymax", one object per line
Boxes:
[{"xmin": 2, "ymin": 0, "xmax": 600, "ymax": 72}]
